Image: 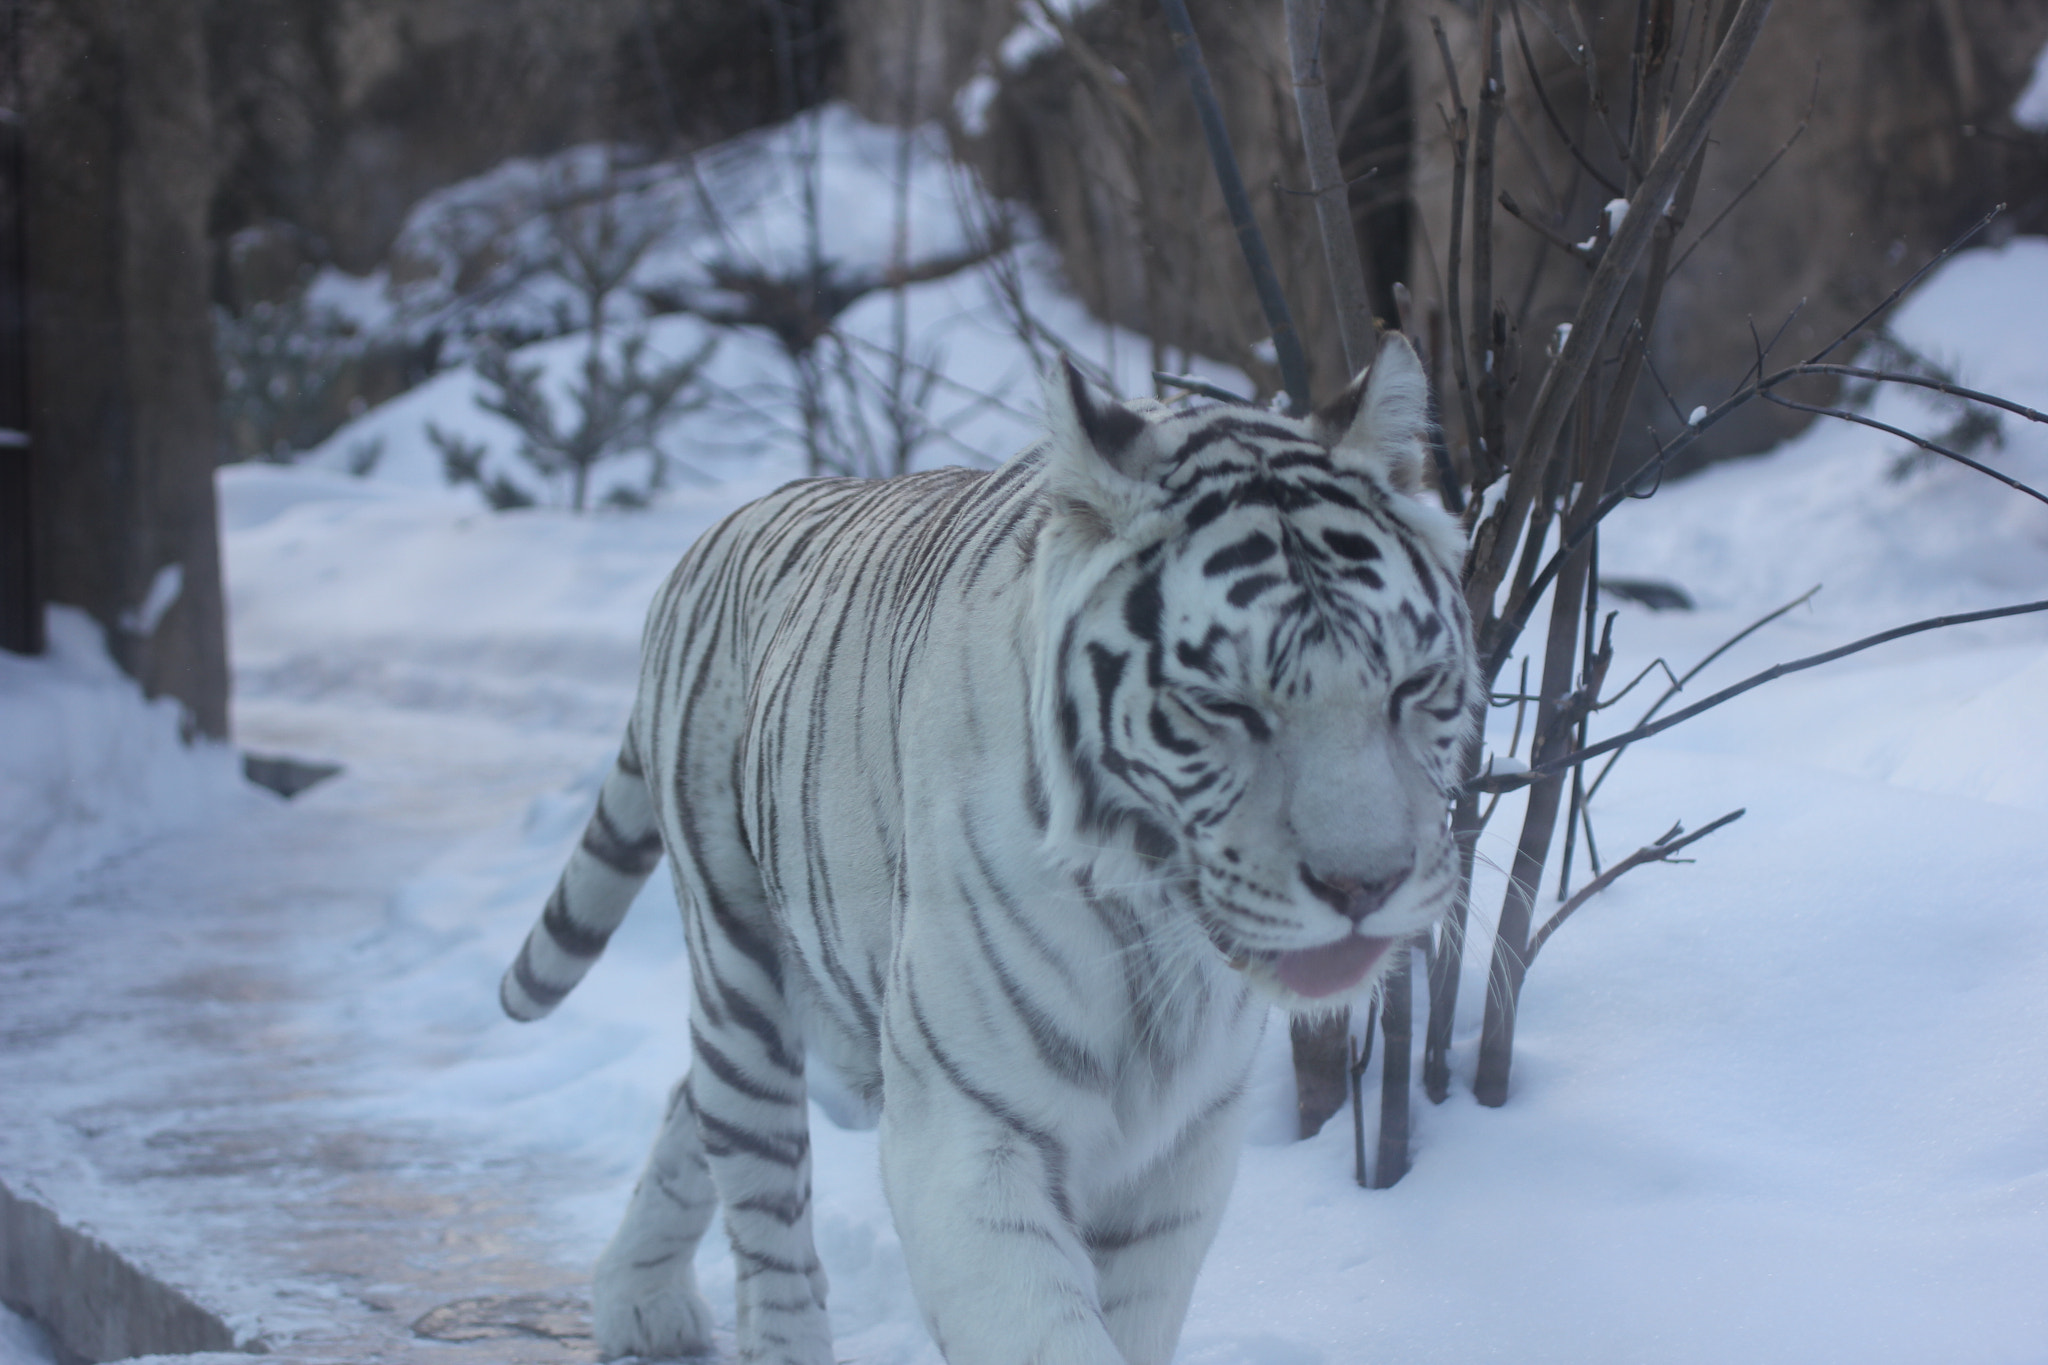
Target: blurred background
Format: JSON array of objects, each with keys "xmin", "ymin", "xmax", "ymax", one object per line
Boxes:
[{"xmin": 1, "ymin": 0, "xmax": 2045, "ymax": 744}]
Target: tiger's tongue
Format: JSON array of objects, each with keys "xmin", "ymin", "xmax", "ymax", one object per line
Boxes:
[{"xmin": 1274, "ymin": 935, "xmax": 1393, "ymax": 999}]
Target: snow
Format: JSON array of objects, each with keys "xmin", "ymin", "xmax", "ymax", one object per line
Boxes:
[
  {"xmin": 5, "ymin": 104, "xmax": 2048, "ymax": 1363},
  {"xmin": 0, "ymin": 607, "xmax": 258, "ymax": 903},
  {"xmin": 0, "ymin": 1306, "xmax": 57, "ymax": 1365}
]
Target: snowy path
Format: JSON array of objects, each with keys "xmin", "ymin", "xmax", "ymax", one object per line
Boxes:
[{"xmin": 0, "ymin": 695, "xmax": 613, "ymax": 1363}]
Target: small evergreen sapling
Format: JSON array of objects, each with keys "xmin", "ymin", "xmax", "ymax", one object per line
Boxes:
[{"xmin": 437, "ymin": 163, "xmax": 717, "ymax": 511}]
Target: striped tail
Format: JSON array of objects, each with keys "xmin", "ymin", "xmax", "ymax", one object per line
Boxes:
[{"xmin": 501, "ymin": 739, "xmax": 666, "ymax": 1022}]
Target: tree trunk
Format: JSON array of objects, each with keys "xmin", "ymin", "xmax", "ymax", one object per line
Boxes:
[
  {"xmin": 25, "ymin": 0, "xmax": 229, "ymax": 736},
  {"xmin": 1289, "ymin": 1012, "xmax": 1350, "ymax": 1139},
  {"xmin": 1371, "ymin": 944, "xmax": 1413, "ymax": 1186},
  {"xmin": 0, "ymin": 23, "xmax": 36, "ymax": 658}
]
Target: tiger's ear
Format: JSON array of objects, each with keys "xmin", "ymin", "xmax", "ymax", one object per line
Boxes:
[
  {"xmin": 1041, "ymin": 356, "xmax": 1163, "ymax": 529},
  {"xmin": 1316, "ymin": 332, "xmax": 1432, "ymax": 494}
]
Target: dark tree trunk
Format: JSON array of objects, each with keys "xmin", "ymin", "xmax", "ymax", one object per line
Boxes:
[
  {"xmin": 24, "ymin": 0, "xmax": 229, "ymax": 736},
  {"xmin": 0, "ymin": 9, "xmax": 35, "ymax": 658},
  {"xmin": 1290, "ymin": 1012, "xmax": 1350, "ymax": 1139}
]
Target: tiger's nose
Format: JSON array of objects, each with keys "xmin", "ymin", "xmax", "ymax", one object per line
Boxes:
[{"xmin": 1300, "ymin": 863, "xmax": 1411, "ymax": 923}]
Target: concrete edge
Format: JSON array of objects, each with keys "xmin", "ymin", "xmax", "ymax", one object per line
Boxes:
[{"xmin": 0, "ymin": 1178, "xmax": 256, "ymax": 1362}]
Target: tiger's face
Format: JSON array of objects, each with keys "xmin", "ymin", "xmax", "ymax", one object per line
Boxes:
[{"xmin": 1034, "ymin": 336, "xmax": 1476, "ymax": 1009}]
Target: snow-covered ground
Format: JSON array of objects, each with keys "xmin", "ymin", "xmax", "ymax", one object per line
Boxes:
[
  {"xmin": 0, "ymin": 608, "xmax": 257, "ymax": 905},
  {"xmin": 0, "ymin": 1306, "xmax": 58, "ymax": 1365},
  {"xmin": 4, "ymin": 107, "xmax": 2046, "ymax": 1364}
]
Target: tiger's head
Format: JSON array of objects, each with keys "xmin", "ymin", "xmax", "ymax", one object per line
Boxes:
[{"xmin": 1030, "ymin": 334, "xmax": 1477, "ymax": 1011}]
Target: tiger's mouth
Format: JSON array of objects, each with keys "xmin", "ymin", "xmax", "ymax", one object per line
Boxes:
[
  {"xmin": 1268, "ymin": 933, "xmax": 1395, "ymax": 999},
  {"xmin": 1211, "ymin": 923, "xmax": 1396, "ymax": 1003},
  {"xmin": 1193, "ymin": 878, "xmax": 1400, "ymax": 1003}
]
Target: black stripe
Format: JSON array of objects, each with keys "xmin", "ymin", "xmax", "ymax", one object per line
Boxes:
[
  {"xmin": 582, "ymin": 797, "xmax": 664, "ymax": 875},
  {"xmin": 1085, "ymin": 1211, "xmax": 1198, "ymax": 1254},
  {"xmin": 1202, "ymin": 531, "xmax": 1277, "ymax": 577},
  {"xmin": 694, "ymin": 1108, "xmax": 808, "ymax": 1167},
  {"xmin": 542, "ymin": 884, "xmax": 609, "ymax": 958},
  {"xmin": 1400, "ymin": 536, "xmax": 1443, "ymax": 608},
  {"xmin": 904, "ymin": 968, "xmax": 1072, "ymax": 1225},
  {"xmin": 1227, "ymin": 573, "xmax": 1285, "ymax": 608},
  {"xmin": 510, "ymin": 940, "xmax": 570, "ymax": 1009},
  {"xmin": 1321, "ymin": 528, "xmax": 1383, "ymax": 561},
  {"xmin": 1123, "ymin": 571, "xmax": 1163, "ymax": 643},
  {"xmin": 1086, "ymin": 645, "xmax": 1128, "ymax": 754},
  {"xmin": 711, "ymin": 972, "xmax": 804, "ymax": 1076},
  {"xmin": 730, "ymin": 1189, "xmax": 812, "ymax": 1226},
  {"xmin": 1148, "ymin": 704, "xmax": 1201, "ymax": 756},
  {"xmin": 692, "ymin": 1026, "xmax": 803, "ymax": 1105},
  {"xmin": 959, "ymin": 877, "xmax": 1110, "ymax": 1090}
]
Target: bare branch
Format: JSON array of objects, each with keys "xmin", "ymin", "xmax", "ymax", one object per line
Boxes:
[
  {"xmin": 1492, "ymin": 334, "xmax": 2047, "ymax": 686},
  {"xmin": 1508, "ymin": 0, "xmax": 1625, "ymax": 198},
  {"xmin": 1430, "ymin": 17, "xmax": 1486, "ymax": 476},
  {"xmin": 1470, "ymin": 2, "xmax": 1509, "ymax": 477},
  {"xmin": 1467, "ymin": 0, "xmax": 1776, "ymax": 623},
  {"xmin": 1776, "ymin": 365, "xmax": 2048, "ymax": 428},
  {"xmin": 1286, "ymin": 0, "xmax": 1380, "ymax": 372},
  {"xmin": 1153, "ymin": 372, "xmax": 1254, "ymax": 405},
  {"xmin": 1525, "ymin": 808, "xmax": 1745, "ymax": 963},
  {"xmin": 1496, "ymin": 190, "xmax": 1597, "ymax": 266},
  {"xmin": 1759, "ymin": 392, "xmax": 2048, "ymax": 509},
  {"xmin": 1586, "ymin": 584, "xmax": 1820, "ymax": 801},
  {"xmin": 1806, "ymin": 203, "xmax": 2003, "ymax": 365},
  {"xmin": 1465, "ymin": 597, "xmax": 2048, "ymax": 796},
  {"xmin": 1669, "ymin": 60, "xmax": 1817, "ymax": 276},
  {"xmin": 1158, "ymin": 0, "xmax": 1314, "ymax": 414}
]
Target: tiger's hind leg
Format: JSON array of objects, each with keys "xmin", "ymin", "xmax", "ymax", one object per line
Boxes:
[
  {"xmin": 685, "ymin": 934, "xmax": 834, "ymax": 1365},
  {"xmin": 593, "ymin": 1078, "xmax": 719, "ymax": 1360}
]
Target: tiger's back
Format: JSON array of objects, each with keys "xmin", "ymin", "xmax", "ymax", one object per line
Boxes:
[{"xmin": 638, "ymin": 460, "xmax": 1057, "ymax": 1119}]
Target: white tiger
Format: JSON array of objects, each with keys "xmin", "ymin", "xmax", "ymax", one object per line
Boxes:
[{"xmin": 500, "ymin": 333, "xmax": 1476, "ymax": 1365}]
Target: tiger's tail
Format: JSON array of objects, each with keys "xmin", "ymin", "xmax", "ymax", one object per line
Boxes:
[{"xmin": 500, "ymin": 737, "xmax": 665, "ymax": 1022}]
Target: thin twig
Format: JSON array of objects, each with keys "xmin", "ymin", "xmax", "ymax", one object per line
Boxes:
[
  {"xmin": 1465, "ymin": 597, "xmax": 2048, "ymax": 796},
  {"xmin": 1774, "ymin": 365, "xmax": 2048, "ymax": 428},
  {"xmin": 1286, "ymin": 0, "xmax": 1380, "ymax": 372},
  {"xmin": 1430, "ymin": 18, "xmax": 1486, "ymax": 476},
  {"xmin": 1508, "ymin": 0, "xmax": 1625, "ymax": 197},
  {"xmin": 1470, "ymin": 1, "xmax": 1508, "ymax": 477},
  {"xmin": 1492, "ymin": 340, "xmax": 2048, "ymax": 684},
  {"xmin": 1760, "ymin": 392, "xmax": 2048, "ymax": 508},
  {"xmin": 1669, "ymin": 60, "xmax": 1817, "ymax": 276},
  {"xmin": 1153, "ymin": 372, "xmax": 1253, "ymax": 405},
  {"xmin": 1497, "ymin": 190, "xmax": 1597, "ymax": 267},
  {"xmin": 1586, "ymin": 584, "xmax": 1820, "ymax": 801},
  {"xmin": 1805, "ymin": 203, "xmax": 2003, "ymax": 365},
  {"xmin": 1525, "ymin": 808, "xmax": 1746, "ymax": 962}
]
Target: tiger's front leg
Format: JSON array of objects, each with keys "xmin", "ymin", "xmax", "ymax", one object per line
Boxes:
[
  {"xmin": 1086, "ymin": 1092, "xmax": 1251, "ymax": 1365},
  {"xmin": 878, "ymin": 988, "xmax": 1129, "ymax": 1365}
]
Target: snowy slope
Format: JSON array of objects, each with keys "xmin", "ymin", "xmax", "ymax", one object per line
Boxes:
[
  {"xmin": 0, "ymin": 609, "xmax": 258, "ymax": 903},
  {"xmin": 4, "ymin": 108, "xmax": 2044, "ymax": 1363}
]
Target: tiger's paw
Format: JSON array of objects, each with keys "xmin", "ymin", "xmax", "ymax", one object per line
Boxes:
[{"xmin": 591, "ymin": 1270, "xmax": 716, "ymax": 1361}]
